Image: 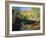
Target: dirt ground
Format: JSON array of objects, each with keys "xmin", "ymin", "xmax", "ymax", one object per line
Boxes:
[{"xmin": 20, "ymin": 22, "xmax": 40, "ymax": 30}]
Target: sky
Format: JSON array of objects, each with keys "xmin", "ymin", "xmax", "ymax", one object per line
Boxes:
[{"xmin": 13, "ymin": 7, "xmax": 32, "ymax": 10}]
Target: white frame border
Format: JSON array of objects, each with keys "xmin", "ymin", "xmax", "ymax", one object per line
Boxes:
[{"xmin": 9, "ymin": 4, "xmax": 43, "ymax": 35}]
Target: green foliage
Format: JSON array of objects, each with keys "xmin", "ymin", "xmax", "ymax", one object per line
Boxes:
[
  {"xmin": 31, "ymin": 8, "xmax": 40, "ymax": 19},
  {"xmin": 12, "ymin": 7, "xmax": 40, "ymax": 22}
]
